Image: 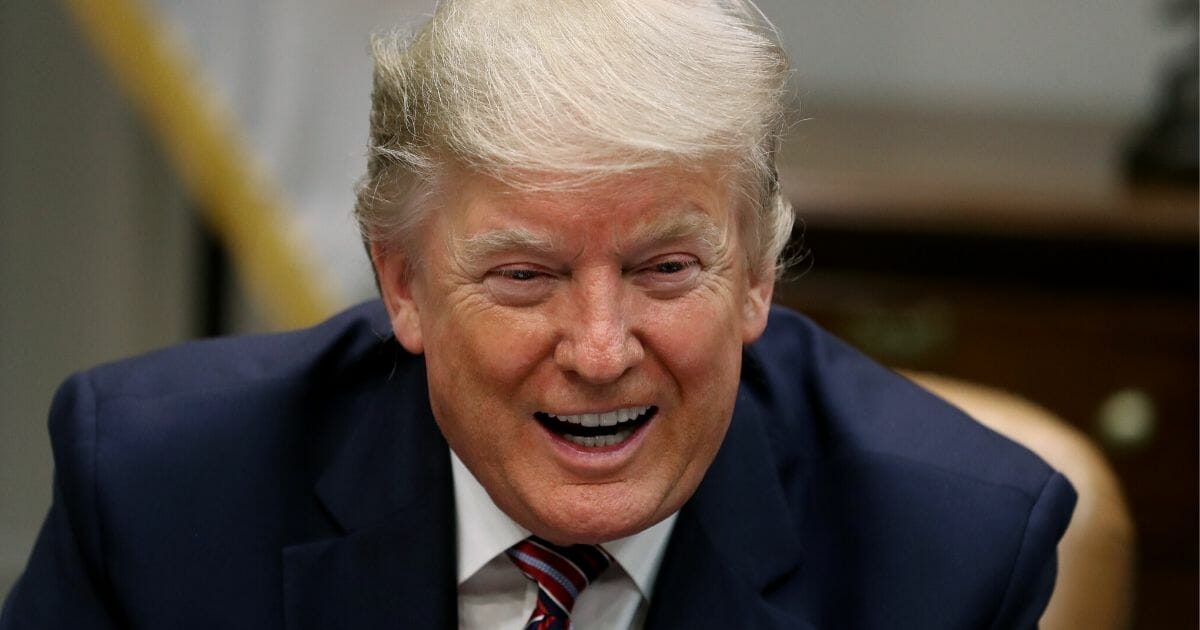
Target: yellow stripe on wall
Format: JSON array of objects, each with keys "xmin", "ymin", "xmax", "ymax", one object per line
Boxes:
[{"xmin": 61, "ymin": 0, "xmax": 336, "ymax": 330}]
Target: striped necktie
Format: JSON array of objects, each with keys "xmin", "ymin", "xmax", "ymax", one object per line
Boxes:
[{"xmin": 506, "ymin": 535, "xmax": 613, "ymax": 630}]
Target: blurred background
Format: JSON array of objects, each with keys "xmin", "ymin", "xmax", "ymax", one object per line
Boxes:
[{"xmin": 1, "ymin": 0, "xmax": 1195, "ymax": 626}]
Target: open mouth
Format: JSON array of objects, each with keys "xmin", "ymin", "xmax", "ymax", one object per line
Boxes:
[{"xmin": 533, "ymin": 405, "xmax": 658, "ymax": 448}]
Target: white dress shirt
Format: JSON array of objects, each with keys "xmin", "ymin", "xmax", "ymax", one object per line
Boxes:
[{"xmin": 451, "ymin": 452, "xmax": 677, "ymax": 630}]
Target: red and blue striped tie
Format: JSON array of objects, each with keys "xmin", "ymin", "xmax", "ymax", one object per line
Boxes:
[{"xmin": 506, "ymin": 535, "xmax": 613, "ymax": 630}]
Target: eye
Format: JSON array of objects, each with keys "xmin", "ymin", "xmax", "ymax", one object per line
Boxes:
[
  {"xmin": 635, "ymin": 255, "xmax": 702, "ymax": 295},
  {"xmin": 653, "ymin": 260, "xmax": 693, "ymax": 274},
  {"xmin": 497, "ymin": 268, "xmax": 543, "ymax": 281},
  {"xmin": 484, "ymin": 265, "xmax": 558, "ymax": 306}
]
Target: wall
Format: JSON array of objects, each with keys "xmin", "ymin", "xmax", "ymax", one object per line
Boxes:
[
  {"xmin": 0, "ymin": 0, "xmax": 197, "ymax": 597},
  {"xmin": 757, "ymin": 0, "xmax": 1184, "ymax": 120}
]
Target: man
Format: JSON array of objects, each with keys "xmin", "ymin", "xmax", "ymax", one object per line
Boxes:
[{"xmin": 2, "ymin": 1, "xmax": 1075, "ymax": 628}]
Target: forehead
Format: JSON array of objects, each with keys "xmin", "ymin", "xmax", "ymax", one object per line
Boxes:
[{"xmin": 444, "ymin": 167, "xmax": 736, "ymax": 244}]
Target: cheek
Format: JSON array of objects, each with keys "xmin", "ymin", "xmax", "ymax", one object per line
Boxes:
[
  {"xmin": 643, "ymin": 289, "xmax": 745, "ymax": 368},
  {"xmin": 652, "ymin": 291, "xmax": 744, "ymax": 408},
  {"xmin": 641, "ymin": 294, "xmax": 744, "ymax": 440},
  {"xmin": 427, "ymin": 302, "xmax": 555, "ymax": 389}
]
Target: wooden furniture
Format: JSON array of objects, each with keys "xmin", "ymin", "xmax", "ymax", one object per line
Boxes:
[{"xmin": 775, "ymin": 104, "xmax": 1197, "ymax": 629}]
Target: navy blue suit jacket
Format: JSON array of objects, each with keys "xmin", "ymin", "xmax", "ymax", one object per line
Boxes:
[{"xmin": 2, "ymin": 302, "xmax": 1075, "ymax": 629}]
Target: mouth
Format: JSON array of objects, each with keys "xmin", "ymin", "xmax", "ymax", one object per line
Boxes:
[{"xmin": 533, "ymin": 405, "xmax": 658, "ymax": 448}]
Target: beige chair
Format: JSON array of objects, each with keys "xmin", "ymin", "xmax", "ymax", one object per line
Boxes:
[{"xmin": 906, "ymin": 372, "xmax": 1135, "ymax": 630}]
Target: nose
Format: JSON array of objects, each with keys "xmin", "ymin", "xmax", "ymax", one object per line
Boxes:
[{"xmin": 554, "ymin": 273, "xmax": 644, "ymax": 384}]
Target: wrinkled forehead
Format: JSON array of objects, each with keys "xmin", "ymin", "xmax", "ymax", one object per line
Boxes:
[
  {"xmin": 441, "ymin": 164, "xmax": 741, "ymax": 247},
  {"xmin": 455, "ymin": 204, "xmax": 731, "ymax": 262}
]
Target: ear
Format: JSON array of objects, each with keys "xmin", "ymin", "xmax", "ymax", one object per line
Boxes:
[
  {"xmin": 370, "ymin": 242, "xmax": 425, "ymax": 354},
  {"xmin": 741, "ymin": 265, "xmax": 775, "ymax": 345}
]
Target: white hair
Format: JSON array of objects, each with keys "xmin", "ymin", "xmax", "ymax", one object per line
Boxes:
[{"xmin": 356, "ymin": 0, "xmax": 795, "ymax": 279}]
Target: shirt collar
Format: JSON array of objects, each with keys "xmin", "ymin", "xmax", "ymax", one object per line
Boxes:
[{"xmin": 450, "ymin": 450, "xmax": 677, "ymax": 598}]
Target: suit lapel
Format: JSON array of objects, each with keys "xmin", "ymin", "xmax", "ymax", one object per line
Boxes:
[
  {"xmin": 645, "ymin": 386, "xmax": 815, "ymax": 629},
  {"xmin": 283, "ymin": 348, "xmax": 457, "ymax": 630},
  {"xmin": 282, "ymin": 508, "xmax": 455, "ymax": 629}
]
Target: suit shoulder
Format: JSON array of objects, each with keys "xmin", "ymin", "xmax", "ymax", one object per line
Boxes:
[
  {"xmin": 744, "ymin": 305, "xmax": 1062, "ymax": 502},
  {"xmin": 46, "ymin": 301, "xmax": 407, "ymax": 474},
  {"xmin": 42, "ymin": 300, "xmax": 419, "ymax": 531},
  {"xmin": 78, "ymin": 301, "xmax": 395, "ymax": 403},
  {"xmin": 740, "ymin": 308, "xmax": 1075, "ymax": 626}
]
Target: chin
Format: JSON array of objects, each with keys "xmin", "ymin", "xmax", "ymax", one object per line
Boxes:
[
  {"xmin": 523, "ymin": 483, "xmax": 678, "ymax": 545},
  {"xmin": 531, "ymin": 517, "xmax": 645, "ymax": 546}
]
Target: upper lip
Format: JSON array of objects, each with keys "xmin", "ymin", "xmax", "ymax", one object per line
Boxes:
[{"xmin": 538, "ymin": 405, "xmax": 654, "ymax": 427}]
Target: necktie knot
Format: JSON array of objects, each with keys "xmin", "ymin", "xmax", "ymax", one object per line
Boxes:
[{"xmin": 507, "ymin": 535, "xmax": 612, "ymax": 630}]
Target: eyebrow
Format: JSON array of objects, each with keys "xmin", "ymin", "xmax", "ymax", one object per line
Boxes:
[
  {"xmin": 451, "ymin": 206, "xmax": 727, "ymax": 269},
  {"xmin": 453, "ymin": 227, "xmax": 558, "ymax": 269},
  {"xmin": 627, "ymin": 209, "xmax": 726, "ymax": 253}
]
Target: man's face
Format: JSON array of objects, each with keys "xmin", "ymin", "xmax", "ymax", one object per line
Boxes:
[{"xmin": 375, "ymin": 166, "xmax": 773, "ymax": 544}]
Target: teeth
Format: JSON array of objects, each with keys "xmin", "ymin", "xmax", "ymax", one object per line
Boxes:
[
  {"xmin": 550, "ymin": 406, "xmax": 650, "ymax": 426},
  {"xmin": 564, "ymin": 428, "xmax": 634, "ymax": 448}
]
